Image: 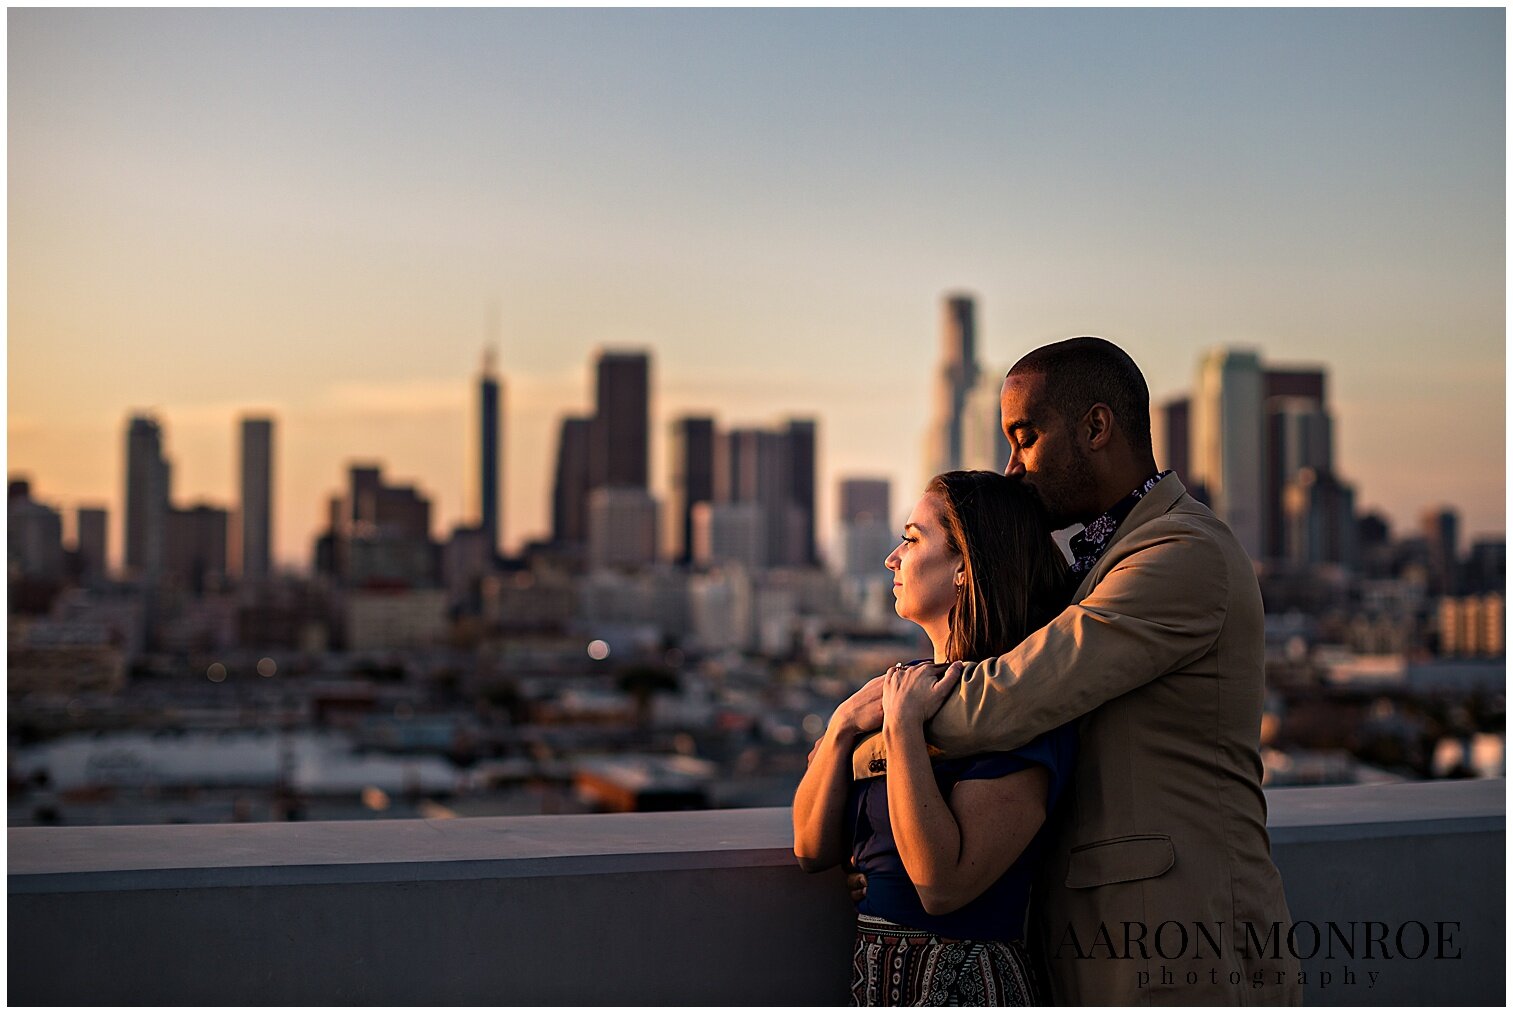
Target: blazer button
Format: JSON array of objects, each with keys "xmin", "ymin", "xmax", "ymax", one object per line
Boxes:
[{"xmin": 868, "ymin": 758, "xmax": 886, "ymax": 773}]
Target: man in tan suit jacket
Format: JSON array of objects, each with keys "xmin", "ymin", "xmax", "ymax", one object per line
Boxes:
[{"xmin": 854, "ymin": 338, "xmax": 1300, "ymax": 1004}]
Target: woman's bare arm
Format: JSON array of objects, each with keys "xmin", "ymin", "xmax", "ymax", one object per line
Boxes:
[
  {"xmin": 880, "ymin": 661, "xmax": 1048, "ymax": 915},
  {"xmin": 792, "ymin": 676, "xmax": 884, "ymax": 873}
]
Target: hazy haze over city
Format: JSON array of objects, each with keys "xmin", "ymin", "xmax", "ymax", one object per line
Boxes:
[{"xmin": 8, "ymin": 8, "xmax": 1504, "ymax": 567}]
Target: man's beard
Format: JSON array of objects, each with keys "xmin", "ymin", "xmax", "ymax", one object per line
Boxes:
[{"xmin": 1035, "ymin": 447, "xmax": 1095, "ymax": 530}]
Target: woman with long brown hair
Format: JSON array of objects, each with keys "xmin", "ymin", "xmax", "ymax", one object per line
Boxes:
[{"xmin": 793, "ymin": 470, "xmax": 1076, "ymax": 1005}]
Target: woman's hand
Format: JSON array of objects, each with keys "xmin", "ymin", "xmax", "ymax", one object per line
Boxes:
[
  {"xmin": 829, "ymin": 674, "xmax": 887, "ymax": 739},
  {"xmin": 881, "ymin": 660, "xmax": 963, "ymax": 729}
]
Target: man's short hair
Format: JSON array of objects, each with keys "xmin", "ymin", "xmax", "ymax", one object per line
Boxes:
[{"xmin": 1008, "ymin": 337, "xmax": 1152, "ymax": 454}]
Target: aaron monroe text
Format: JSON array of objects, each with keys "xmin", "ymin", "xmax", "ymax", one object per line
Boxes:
[{"xmin": 1053, "ymin": 919, "xmax": 1464, "ymax": 991}]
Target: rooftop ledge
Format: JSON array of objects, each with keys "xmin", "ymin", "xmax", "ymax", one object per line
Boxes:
[{"xmin": 9, "ymin": 780, "xmax": 1506, "ymax": 1005}]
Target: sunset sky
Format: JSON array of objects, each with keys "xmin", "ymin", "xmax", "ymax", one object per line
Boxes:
[{"xmin": 8, "ymin": 8, "xmax": 1504, "ymax": 567}]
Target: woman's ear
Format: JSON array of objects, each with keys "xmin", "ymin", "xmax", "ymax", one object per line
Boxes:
[{"xmin": 953, "ymin": 562, "xmax": 965, "ymax": 587}]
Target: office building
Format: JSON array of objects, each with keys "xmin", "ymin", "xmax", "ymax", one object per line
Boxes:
[
  {"xmin": 960, "ymin": 369, "xmax": 1010, "ymax": 474},
  {"xmin": 1421, "ymin": 507, "xmax": 1460, "ymax": 597},
  {"xmin": 587, "ymin": 487, "xmax": 659, "ymax": 570},
  {"xmin": 124, "ymin": 414, "xmax": 171, "ymax": 581},
  {"xmin": 478, "ymin": 350, "xmax": 502, "ymax": 555},
  {"xmin": 551, "ymin": 416, "xmax": 593, "ymax": 548},
  {"xmin": 444, "ymin": 525, "xmax": 493, "ymax": 610},
  {"xmin": 785, "ymin": 419, "xmax": 818, "ymax": 566},
  {"xmin": 76, "ymin": 507, "xmax": 108, "ymax": 581},
  {"xmin": 717, "ymin": 422, "xmax": 816, "ymax": 569},
  {"xmin": 839, "ymin": 478, "xmax": 890, "ymax": 525},
  {"xmin": 1282, "ymin": 468, "xmax": 1357, "ymax": 569},
  {"xmin": 1439, "ymin": 594, "xmax": 1505, "ymax": 658},
  {"xmin": 1158, "ymin": 397, "xmax": 1192, "ymax": 482},
  {"xmin": 8, "ymin": 480, "xmax": 64, "ymax": 582},
  {"xmin": 838, "ymin": 477, "xmax": 896, "ymax": 583},
  {"xmin": 1464, "ymin": 539, "xmax": 1505, "ymax": 596},
  {"xmin": 667, "ymin": 416, "xmax": 716, "ymax": 565},
  {"xmin": 1262, "ymin": 368, "xmax": 1330, "ymax": 560},
  {"xmin": 238, "ymin": 416, "xmax": 273, "ymax": 581},
  {"xmin": 692, "ymin": 501, "xmax": 766, "ymax": 571},
  {"xmin": 166, "ymin": 504, "xmax": 229, "ymax": 595},
  {"xmin": 317, "ymin": 464, "xmax": 437, "ymax": 588},
  {"xmin": 921, "ymin": 293, "xmax": 980, "ymax": 485},
  {"xmin": 590, "ymin": 350, "xmax": 650, "ymax": 490},
  {"xmin": 1191, "ymin": 349, "xmax": 1265, "ymax": 559}
]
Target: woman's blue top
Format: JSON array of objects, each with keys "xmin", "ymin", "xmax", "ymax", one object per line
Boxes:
[{"xmin": 846, "ymin": 722, "xmax": 1078, "ymax": 942}]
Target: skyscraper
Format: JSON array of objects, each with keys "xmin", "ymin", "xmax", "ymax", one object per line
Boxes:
[
  {"xmin": 1464, "ymin": 539, "xmax": 1504, "ymax": 596},
  {"xmin": 714, "ymin": 420, "xmax": 817, "ymax": 569},
  {"xmin": 785, "ymin": 419, "xmax": 818, "ymax": 567},
  {"xmin": 587, "ymin": 487, "xmax": 659, "ymax": 570},
  {"xmin": 839, "ymin": 479, "xmax": 890, "ymax": 525},
  {"xmin": 921, "ymin": 293, "xmax": 980, "ymax": 485},
  {"xmin": 721, "ymin": 427, "xmax": 785, "ymax": 568},
  {"xmin": 76, "ymin": 506, "xmax": 108, "ymax": 581},
  {"xmin": 167, "ymin": 503, "xmax": 229, "ymax": 595},
  {"xmin": 1181, "ymin": 353, "xmax": 1351, "ymax": 565},
  {"xmin": 124, "ymin": 414, "xmax": 170, "ymax": 581},
  {"xmin": 7, "ymin": 480, "xmax": 64, "ymax": 582},
  {"xmin": 590, "ymin": 350, "xmax": 650, "ymax": 490},
  {"xmin": 1262, "ymin": 368, "xmax": 1329, "ymax": 560},
  {"xmin": 667, "ymin": 416, "xmax": 715, "ymax": 564},
  {"xmin": 1421, "ymin": 506, "xmax": 1460, "ymax": 596},
  {"xmin": 960, "ymin": 369, "xmax": 1010, "ymax": 474},
  {"xmin": 478, "ymin": 349, "xmax": 502, "ymax": 555},
  {"xmin": 838, "ymin": 477, "xmax": 894, "ymax": 580},
  {"xmin": 238, "ymin": 416, "xmax": 273, "ymax": 581},
  {"xmin": 691, "ymin": 501, "xmax": 765, "ymax": 571},
  {"xmin": 1191, "ymin": 350, "xmax": 1265, "ymax": 559},
  {"xmin": 1158, "ymin": 397, "xmax": 1192, "ymax": 482},
  {"xmin": 551, "ymin": 416, "xmax": 593, "ymax": 548},
  {"xmin": 1282, "ymin": 469, "xmax": 1357, "ymax": 569},
  {"xmin": 320, "ymin": 463, "xmax": 437, "ymax": 588}
]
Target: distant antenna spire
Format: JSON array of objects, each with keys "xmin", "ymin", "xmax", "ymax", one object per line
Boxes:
[{"xmin": 483, "ymin": 300, "xmax": 501, "ymax": 373}]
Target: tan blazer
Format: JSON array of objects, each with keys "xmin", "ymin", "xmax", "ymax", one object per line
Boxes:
[{"xmin": 853, "ymin": 475, "xmax": 1300, "ymax": 1005}]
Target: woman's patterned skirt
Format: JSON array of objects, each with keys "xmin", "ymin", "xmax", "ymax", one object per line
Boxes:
[{"xmin": 850, "ymin": 913, "xmax": 1043, "ymax": 1006}]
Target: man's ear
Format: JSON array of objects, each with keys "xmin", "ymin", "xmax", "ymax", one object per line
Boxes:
[{"xmin": 1085, "ymin": 403, "xmax": 1115, "ymax": 451}]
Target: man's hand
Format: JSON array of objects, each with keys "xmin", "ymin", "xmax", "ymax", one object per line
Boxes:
[{"xmin": 847, "ymin": 858, "xmax": 868, "ymax": 902}]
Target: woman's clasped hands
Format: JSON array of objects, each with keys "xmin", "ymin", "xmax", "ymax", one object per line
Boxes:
[{"xmin": 881, "ymin": 660, "xmax": 964, "ymax": 729}]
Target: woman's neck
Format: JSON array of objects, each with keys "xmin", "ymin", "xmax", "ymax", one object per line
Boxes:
[{"xmin": 923, "ymin": 619, "xmax": 951, "ymax": 664}]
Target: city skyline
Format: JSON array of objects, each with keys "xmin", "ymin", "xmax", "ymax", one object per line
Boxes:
[
  {"xmin": 11, "ymin": 331, "xmax": 1500, "ymax": 577},
  {"xmin": 8, "ymin": 8, "xmax": 1504, "ymax": 564}
]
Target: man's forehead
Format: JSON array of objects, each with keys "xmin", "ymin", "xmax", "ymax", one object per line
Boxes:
[{"xmin": 1000, "ymin": 371, "xmax": 1048, "ymax": 424}]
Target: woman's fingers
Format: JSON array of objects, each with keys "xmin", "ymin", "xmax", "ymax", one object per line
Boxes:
[{"xmin": 930, "ymin": 661, "xmax": 964, "ymax": 703}]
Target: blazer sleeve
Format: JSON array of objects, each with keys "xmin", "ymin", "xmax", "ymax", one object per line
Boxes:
[{"xmin": 852, "ymin": 516, "xmax": 1231, "ymax": 777}]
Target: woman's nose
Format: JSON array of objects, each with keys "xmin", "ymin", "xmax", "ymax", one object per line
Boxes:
[{"xmin": 884, "ymin": 547, "xmax": 901, "ymax": 571}]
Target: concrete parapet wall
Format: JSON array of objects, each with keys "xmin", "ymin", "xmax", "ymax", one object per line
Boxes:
[{"xmin": 8, "ymin": 779, "xmax": 1504, "ymax": 1004}]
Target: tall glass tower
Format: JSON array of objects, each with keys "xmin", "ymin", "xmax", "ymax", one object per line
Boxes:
[{"xmin": 479, "ymin": 349, "xmax": 502, "ymax": 555}]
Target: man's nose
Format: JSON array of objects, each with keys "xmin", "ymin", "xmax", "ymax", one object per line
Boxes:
[{"xmin": 1004, "ymin": 452, "xmax": 1025, "ymax": 477}]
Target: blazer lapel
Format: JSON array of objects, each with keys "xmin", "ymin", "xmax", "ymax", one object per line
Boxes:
[{"xmin": 1071, "ymin": 473, "xmax": 1189, "ymax": 602}]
